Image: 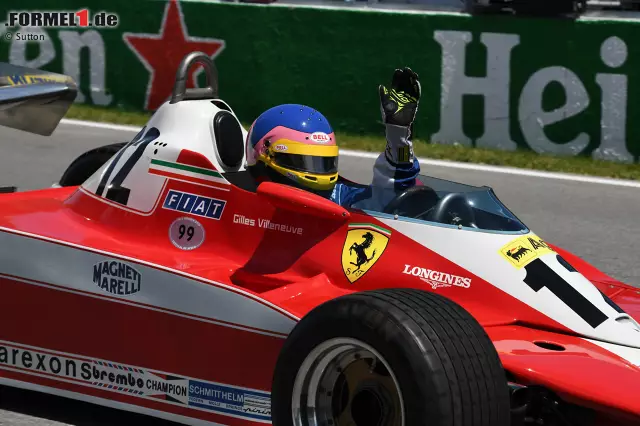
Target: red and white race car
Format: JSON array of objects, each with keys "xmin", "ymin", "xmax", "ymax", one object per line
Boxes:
[{"xmin": 0, "ymin": 53, "xmax": 639, "ymax": 426}]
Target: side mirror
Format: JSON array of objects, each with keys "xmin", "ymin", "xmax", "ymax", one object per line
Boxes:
[{"xmin": 257, "ymin": 182, "xmax": 351, "ymax": 221}]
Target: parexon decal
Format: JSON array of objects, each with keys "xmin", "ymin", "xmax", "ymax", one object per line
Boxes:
[{"xmin": 0, "ymin": 341, "xmax": 271, "ymax": 422}]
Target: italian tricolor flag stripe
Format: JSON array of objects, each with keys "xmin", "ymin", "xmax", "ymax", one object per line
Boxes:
[
  {"xmin": 348, "ymin": 222, "xmax": 391, "ymax": 236},
  {"xmin": 148, "ymin": 159, "xmax": 229, "ymax": 188}
]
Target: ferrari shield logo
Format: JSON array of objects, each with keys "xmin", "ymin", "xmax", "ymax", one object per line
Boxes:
[{"xmin": 342, "ymin": 223, "xmax": 391, "ymax": 283}]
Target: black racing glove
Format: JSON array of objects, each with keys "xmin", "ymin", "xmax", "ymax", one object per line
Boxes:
[{"xmin": 379, "ymin": 67, "xmax": 421, "ymax": 127}]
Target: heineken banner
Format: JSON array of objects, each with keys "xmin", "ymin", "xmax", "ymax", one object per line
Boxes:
[{"xmin": 1, "ymin": 0, "xmax": 639, "ymax": 162}]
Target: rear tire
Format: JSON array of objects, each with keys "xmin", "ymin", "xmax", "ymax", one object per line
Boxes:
[
  {"xmin": 271, "ymin": 288, "xmax": 510, "ymax": 426},
  {"xmin": 59, "ymin": 142, "xmax": 126, "ymax": 187}
]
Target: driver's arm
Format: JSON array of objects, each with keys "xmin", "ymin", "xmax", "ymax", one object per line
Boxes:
[
  {"xmin": 372, "ymin": 68, "xmax": 421, "ymax": 190},
  {"xmin": 370, "ymin": 68, "xmax": 421, "ymax": 203},
  {"xmin": 331, "ymin": 68, "xmax": 421, "ymax": 209}
]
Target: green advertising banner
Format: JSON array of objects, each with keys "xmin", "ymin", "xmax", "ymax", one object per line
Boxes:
[{"xmin": 1, "ymin": 0, "xmax": 639, "ymax": 162}]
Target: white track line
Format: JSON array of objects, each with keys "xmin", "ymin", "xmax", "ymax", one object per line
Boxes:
[
  {"xmin": 60, "ymin": 118, "xmax": 143, "ymax": 133},
  {"xmin": 340, "ymin": 150, "xmax": 640, "ymax": 189},
  {"xmin": 59, "ymin": 118, "xmax": 640, "ymax": 189}
]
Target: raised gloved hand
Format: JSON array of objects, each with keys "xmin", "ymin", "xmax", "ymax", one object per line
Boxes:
[
  {"xmin": 379, "ymin": 67, "xmax": 421, "ymax": 127},
  {"xmin": 378, "ymin": 67, "xmax": 420, "ymax": 165}
]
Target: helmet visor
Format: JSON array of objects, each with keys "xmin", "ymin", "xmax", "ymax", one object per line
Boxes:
[{"xmin": 272, "ymin": 153, "xmax": 338, "ymax": 174}]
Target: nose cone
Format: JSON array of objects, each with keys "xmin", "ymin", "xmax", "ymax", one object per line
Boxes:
[{"xmin": 528, "ymin": 254, "xmax": 640, "ymax": 348}]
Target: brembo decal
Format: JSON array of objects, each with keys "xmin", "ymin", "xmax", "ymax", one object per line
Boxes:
[{"xmin": 0, "ymin": 340, "xmax": 271, "ymax": 422}]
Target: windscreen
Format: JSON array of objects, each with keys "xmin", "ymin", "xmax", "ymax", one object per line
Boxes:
[{"xmin": 348, "ymin": 174, "xmax": 528, "ymax": 233}]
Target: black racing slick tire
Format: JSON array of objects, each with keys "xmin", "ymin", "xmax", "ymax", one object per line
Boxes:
[
  {"xmin": 58, "ymin": 142, "xmax": 127, "ymax": 187},
  {"xmin": 271, "ymin": 288, "xmax": 510, "ymax": 426}
]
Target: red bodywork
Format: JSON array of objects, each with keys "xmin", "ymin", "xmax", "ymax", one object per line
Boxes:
[{"xmin": 0, "ymin": 173, "xmax": 639, "ymax": 425}]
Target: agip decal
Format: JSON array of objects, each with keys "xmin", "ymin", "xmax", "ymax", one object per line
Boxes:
[
  {"xmin": 499, "ymin": 234, "xmax": 554, "ymax": 268},
  {"xmin": 0, "ymin": 340, "xmax": 271, "ymax": 423}
]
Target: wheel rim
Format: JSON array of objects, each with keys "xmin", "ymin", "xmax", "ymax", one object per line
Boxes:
[{"xmin": 292, "ymin": 338, "xmax": 405, "ymax": 426}]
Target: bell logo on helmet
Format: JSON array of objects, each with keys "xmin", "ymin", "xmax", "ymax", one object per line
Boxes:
[{"xmin": 309, "ymin": 132, "xmax": 331, "ymax": 144}]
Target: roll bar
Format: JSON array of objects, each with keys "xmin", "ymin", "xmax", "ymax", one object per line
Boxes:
[{"xmin": 170, "ymin": 51, "xmax": 219, "ymax": 104}]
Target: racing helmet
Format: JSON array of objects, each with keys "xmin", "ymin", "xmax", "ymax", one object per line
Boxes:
[{"xmin": 245, "ymin": 104, "xmax": 338, "ymax": 191}]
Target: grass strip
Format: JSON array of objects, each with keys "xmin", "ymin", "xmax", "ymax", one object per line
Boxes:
[{"xmin": 66, "ymin": 104, "xmax": 640, "ymax": 181}]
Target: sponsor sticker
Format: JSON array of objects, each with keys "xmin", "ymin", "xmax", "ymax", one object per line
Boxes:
[
  {"xmin": 92, "ymin": 261, "xmax": 141, "ymax": 296},
  {"xmin": 233, "ymin": 214, "xmax": 303, "ymax": 235},
  {"xmin": 499, "ymin": 234, "xmax": 554, "ymax": 269},
  {"xmin": 169, "ymin": 217, "xmax": 205, "ymax": 250},
  {"xmin": 342, "ymin": 223, "xmax": 391, "ymax": 283},
  {"xmin": 0, "ymin": 340, "xmax": 271, "ymax": 423},
  {"xmin": 273, "ymin": 144, "xmax": 288, "ymax": 152},
  {"xmin": 309, "ymin": 132, "xmax": 331, "ymax": 144},
  {"xmin": 189, "ymin": 380, "xmax": 271, "ymax": 420},
  {"xmin": 163, "ymin": 190, "xmax": 226, "ymax": 220},
  {"xmin": 402, "ymin": 264, "xmax": 471, "ymax": 290},
  {"xmin": 3, "ymin": 74, "xmax": 72, "ymax": 86}
]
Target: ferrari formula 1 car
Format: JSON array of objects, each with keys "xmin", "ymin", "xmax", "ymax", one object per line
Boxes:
[{"xmin": 0, "ymin": 53, "xmax": 639, "ymax": 426}]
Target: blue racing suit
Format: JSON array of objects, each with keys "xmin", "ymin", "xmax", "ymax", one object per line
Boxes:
[{"xmin": 330, "ymin": 123, "xmax": 420, "ymax": 210}]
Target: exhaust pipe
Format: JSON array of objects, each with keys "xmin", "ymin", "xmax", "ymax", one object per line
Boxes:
[{"xmin": 509, "ymin": 382, "xmax": 532, "ymax": 426}]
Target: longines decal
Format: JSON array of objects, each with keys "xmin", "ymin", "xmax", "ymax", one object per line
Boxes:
[
  {"xmin": 0, "ymin": 340, "xmax": 271, "ymax": 423},
  {"xmin": 402, "ymin": 264, "xmax": 472, "ymax": 290}
]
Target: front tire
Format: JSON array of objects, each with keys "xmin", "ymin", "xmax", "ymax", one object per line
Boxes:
[{"xmin": 271, "ymin": 289, "xmax": 510, "ymax": 426}]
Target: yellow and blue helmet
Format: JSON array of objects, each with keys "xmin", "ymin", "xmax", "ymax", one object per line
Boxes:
[{"xmin": 245, "ymin": 104, "xmax": 338, "ymax": 191}]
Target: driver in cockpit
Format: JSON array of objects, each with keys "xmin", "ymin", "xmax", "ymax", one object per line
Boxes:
[{"xmin": 244, "ymin": 68, "xmax": 421, "ymax": 209}]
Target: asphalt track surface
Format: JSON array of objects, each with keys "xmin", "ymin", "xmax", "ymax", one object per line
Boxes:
[{"xmin": 0, "ymin": 120, "xmax": 638, "ymax": 425}]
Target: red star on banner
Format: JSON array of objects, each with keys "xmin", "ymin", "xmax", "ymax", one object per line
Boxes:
[{"xmin": 123, "ymin": 0, "xmax": 225, "ymax": 111}]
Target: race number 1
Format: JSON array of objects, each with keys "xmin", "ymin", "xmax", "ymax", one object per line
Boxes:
[
  {"xmin": 524, "ymin": 258, "xmax": 608, "ymax": 328},
  {"xmin": 96, "ymin": 126, "xmax": 160, "ymax": 206}
]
